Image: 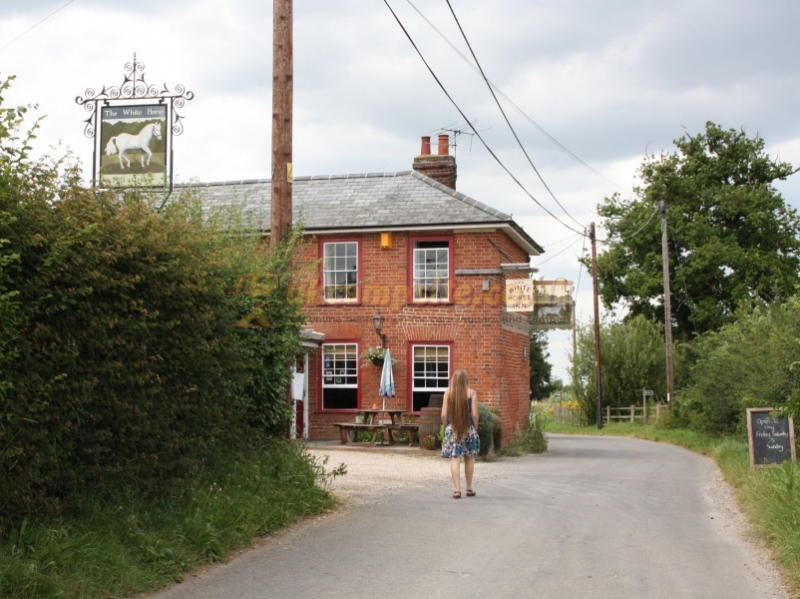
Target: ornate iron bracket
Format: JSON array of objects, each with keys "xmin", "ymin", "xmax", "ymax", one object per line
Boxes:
[
  {"xmin": 76, "ymin": 54, "xmax": 194, "ymax": 189},
  {"xmin": 75, "ymin": 53, "xmax": 194, "ymax": 138}
]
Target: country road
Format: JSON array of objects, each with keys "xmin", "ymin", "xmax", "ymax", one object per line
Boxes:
[{"xmin": 150, "ymin": 434, "xmax": 787, "ymax": 599}]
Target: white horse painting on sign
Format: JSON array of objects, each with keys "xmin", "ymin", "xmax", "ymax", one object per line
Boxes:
[
  {"xmin": 104, "ymin": 122, "xmax": 162, "ymax": 169},
  {"xmin": 537, "ymin": 305, "xmax": 564, "ymax": 323}
]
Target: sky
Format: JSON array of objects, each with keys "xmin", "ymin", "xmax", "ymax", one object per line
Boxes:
[{"xmin": 2, "ymin": 0, "xmax": 799, "ymax": 382}]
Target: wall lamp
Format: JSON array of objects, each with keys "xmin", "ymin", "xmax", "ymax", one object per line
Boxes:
[{"xmin": 372, "ymin": 311, "xmax": 387, "ymax": 348}]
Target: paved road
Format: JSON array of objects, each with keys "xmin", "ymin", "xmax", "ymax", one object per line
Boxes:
[{"xmin": 152, "ymin": 434, "xmax": 785, "ymax": 599}]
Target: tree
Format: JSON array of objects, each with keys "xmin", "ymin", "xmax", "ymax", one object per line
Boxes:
[
  {"xmin": 596, "ymin": 122, "xmax": 800, "ymax": 340},
  {"xmin": 529, "ymin": 329, "xmax": 555, "ymax": 399},
  {"xmin": 571, "ymin": 315, "xmax": 671, "ymax": 423}
]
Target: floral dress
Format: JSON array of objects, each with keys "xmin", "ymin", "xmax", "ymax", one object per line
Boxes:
[{"xmin": 441, "ymin": 394, "xmax": 480, "ymax": 458}]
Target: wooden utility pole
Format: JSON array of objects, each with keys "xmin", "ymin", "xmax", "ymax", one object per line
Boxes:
[
  {"xmin": 589, "ymin": 223, "xmax": 603, "ymax": 429},
  {"xmin": 660, "ymin": 200, "xmax": 675, "ymax": 404},
  {"xmin": 271, "ymin": 0, "xmax": 293, "ymax": 247}
]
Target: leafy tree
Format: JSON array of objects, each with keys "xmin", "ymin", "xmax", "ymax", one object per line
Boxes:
[
  {"xmin": 529, "ymin": 329, "xmax": 555, "ymax": 399},
  {"xmin": 596, "ymin": 122, "xmax": 800, "ymax": 340},
  {"xmin": 571, "ymin": 315, "xmax": 673, "ymax": 423}
]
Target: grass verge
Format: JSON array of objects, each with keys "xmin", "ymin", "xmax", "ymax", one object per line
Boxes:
[
  {"xmin": 545, "ymin": 417, "xmax": 800, "ymax": 595},
  {"xmin": 0, "ymin": 441, "xmax": 341, "ymax": 599}
]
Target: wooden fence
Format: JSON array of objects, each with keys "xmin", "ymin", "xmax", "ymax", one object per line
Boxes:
[
  {"xmin": 604, "ymin": 404, "xmax": 667, "ymax": 425},
  {"xmin": 553, "ymin": 404, "xmax": 582, "ymax": 426}
]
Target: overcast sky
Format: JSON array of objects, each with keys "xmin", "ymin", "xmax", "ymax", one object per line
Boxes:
[{"xmin": 2, "ymin": 0, "xmax": 799, "ymax": 382}]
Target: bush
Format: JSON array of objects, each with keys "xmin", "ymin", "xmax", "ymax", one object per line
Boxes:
[
  {"xmin": 0, "ymin": 81, "xmax": 306, "ymax": 527},
  {"xmin": 571, "ymin": 315, "xmax": 678, "ymax": 424},
  {"xmin": 501, "ymin": 417, "xmax": 548, "ymax": 456},
  {"xmin": 678, "ymin": 299, "xmax": 800, "ymax": 434},
  {"xmin": 477, "ymin": 403, "xmax": 494, "ymax": 457}
]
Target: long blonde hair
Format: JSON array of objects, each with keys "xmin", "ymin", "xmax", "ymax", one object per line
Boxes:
[{"xmin": 447, "ymin": 369, "xmax": 470, "ymax": 439}]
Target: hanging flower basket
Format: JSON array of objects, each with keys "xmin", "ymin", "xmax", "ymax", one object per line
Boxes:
[{"xmin": 361, "ymin": 346, "xmax": 396, "ymax": 368}]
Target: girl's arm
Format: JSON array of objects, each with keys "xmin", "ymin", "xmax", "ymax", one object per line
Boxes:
[
  {"xmin": 471, "ymin": 390, "xmax": 479, "ymax": 427},
  {"xmin": 441, "ymin": 390, "xmax": 449, "ymax": 426}
]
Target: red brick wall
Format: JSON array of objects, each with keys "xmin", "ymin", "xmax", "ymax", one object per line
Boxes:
[{"xmin": 296, "ymin": 228, "xmax": 532, "ymax": 440}]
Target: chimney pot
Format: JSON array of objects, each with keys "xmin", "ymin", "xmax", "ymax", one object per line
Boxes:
[
  {"xmin": 420, "ymin": 136, "xmax": 431, "ymax": 156},
  {"xmin": 413, "ymin": 133, "xmax": 457, "ymax": 190},
  {"xmin": 438, "ymin": 134, "xmax": 450, "ymax": 156}
]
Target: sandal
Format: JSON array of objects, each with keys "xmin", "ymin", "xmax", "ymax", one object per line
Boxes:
[
  {"xmin": 452, "ymin": 491, "xmax": 461, "ymax": 499},
  {"xmin": 466, "ymin": 489, "xmax": 476, "ymax": 497}
]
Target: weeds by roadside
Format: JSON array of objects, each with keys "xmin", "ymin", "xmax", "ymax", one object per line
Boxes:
[
  {"xmin": 0, "ymin": 441, "xmax": 336, "ymax": 599},
  {"xmin": 499, "ymin": 414, "xmax": 548, "ymax": 457}
]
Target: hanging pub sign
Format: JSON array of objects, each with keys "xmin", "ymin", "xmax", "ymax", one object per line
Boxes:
[
  {"xmin": 534, "ymin": 279, "xmax": 574, "ymax": 306},
  {"xmin": 506, "ymin": 279, "xmax": 534, "ymax": 312},
  {"xmin": 531, "ymin": 279, "xmax": 574, "ymax": 331},
  {"xmin": 75, "ymin": 54, "xmax": 193, "ymax": 190},
  {"xmin": 100, "ymin": 104, "xmax": 167, "ymax": 187},
  {"xmin": 531, "ymin": 301, "xmax": 574, "ymax": 330}
]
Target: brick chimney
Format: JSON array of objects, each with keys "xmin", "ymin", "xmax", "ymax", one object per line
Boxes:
[{"xmin": 413, "ymin": 134, "xmax": 457, "ymax": 190}]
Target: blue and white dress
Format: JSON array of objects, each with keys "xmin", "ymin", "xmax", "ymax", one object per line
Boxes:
[{"xmin": 441, "ymin": 393, "xmax": 481, "ymax": 458}]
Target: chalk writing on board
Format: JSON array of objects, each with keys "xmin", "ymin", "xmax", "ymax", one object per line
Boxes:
[{"xmin": 747, "ymin": 408, "xmax": 796, "ymax": 468}]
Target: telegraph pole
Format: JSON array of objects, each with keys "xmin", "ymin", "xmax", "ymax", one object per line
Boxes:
[
  {"xmin": 589, "ymin": 223, "xmax": 603, "ymax": 429},
  {"xmin": 660, "ymin": 200, "xmax": 675, "ymax": 404},
  {"xmin": 271, "ymin": 0, "xmax": 293, "ymax": 247}
]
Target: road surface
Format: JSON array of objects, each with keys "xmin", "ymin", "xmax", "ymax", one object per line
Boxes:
[{"xmin": 150, "ymin": 434, "xmax": 786, "ymax": 599}]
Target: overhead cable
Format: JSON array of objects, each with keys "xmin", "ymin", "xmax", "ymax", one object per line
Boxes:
[
  {"xmin": 381, "ymin": 0, "xmax": 585, "ymax": 237},
  {"xmin": 404, "ymin": 0, "xmax": 622, "ymax": 190},
  {"xmin": 0, "ymin": 0, "xmax": 76, "ymax": 53},
  {"xmin": 445, "ymin": 0, "xmax": 585, "ymax": 229}
]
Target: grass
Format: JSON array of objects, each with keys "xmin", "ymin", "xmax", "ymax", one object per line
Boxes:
[
  {"xmin": 0, "ymin": 441, "xmax": 342, "ymax": 599},
  {"xmin": 545, "ymin": 414, "xmax": 800, "ymax": 595}
]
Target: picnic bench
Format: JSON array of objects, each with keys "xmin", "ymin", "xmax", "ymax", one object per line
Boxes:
[{"xmin": 334, "ymin": 409, "xmax": 419, "ymax": 446}]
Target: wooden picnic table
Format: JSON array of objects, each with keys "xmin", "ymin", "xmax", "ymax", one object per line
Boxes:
[{"xmin": 333, "ymin": 408, "xmax": 419, "ymax": 446}]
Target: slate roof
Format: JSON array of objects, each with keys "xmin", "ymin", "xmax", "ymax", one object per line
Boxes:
[{"xmin": 186, "ymin": 170, "xmax": 543, "ymax": 255}]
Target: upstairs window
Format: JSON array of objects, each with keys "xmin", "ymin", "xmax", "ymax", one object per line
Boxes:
[
  {"xmin": 412, "ymin": 240, "xmax": 451, "ymax": 302},
  {"xmin": 323, "ymin": 241, "xmax": 358, "ymax": 302},
  {"xmin": 322, "ymin": 343, "xmax": 359, "ymax": 410}
]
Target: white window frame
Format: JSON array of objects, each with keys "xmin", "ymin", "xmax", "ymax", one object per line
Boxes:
[
  {"xmin": 412, "ymin": 241, "xmax": 450, "ymax": 302},
  {"xmin": 321, "ymin": 343, "xmax": 359, "ymax": 410},
  {"xmin": 411, "ymin": 344, "xmax": 450, "ymax": 411},
  {"xmin": 323, "ymin": 241, "xmax": 359, "ymax": 303}
]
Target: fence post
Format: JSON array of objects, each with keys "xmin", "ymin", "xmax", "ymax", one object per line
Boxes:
[
  {"xmin": 605, "ymin": 405, "xmax": 610, "ymax": 425},
  {"xmin": 630, "ymin": 405, "xmax": 635, "ymax": 423},
  {"xmin": 656, "ymin": 404, "xmax": 662, "ymax": 421},
  {"xmin": 642, "ymin": 388, "xmax": 647, "ymax": 424}
]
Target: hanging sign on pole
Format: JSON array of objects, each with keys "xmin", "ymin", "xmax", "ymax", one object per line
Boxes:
[{"xmin": 76, "ymin": 54, "xmax": 193, "ymax": 190}]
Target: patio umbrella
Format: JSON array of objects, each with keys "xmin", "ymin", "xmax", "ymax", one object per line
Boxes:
[{"xmin": 378, "ymin": 349, "xmax": 395, "ymax": 411}]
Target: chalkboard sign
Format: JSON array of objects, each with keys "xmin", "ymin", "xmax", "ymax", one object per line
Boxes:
[{"xmin": 746, "ymin": 408, "xmax": 796, "ymax": 468}]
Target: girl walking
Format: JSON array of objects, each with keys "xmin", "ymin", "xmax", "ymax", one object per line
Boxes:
[{"xmin": 440, "ymin": 369, "xmax": 480, "ymax": 498}]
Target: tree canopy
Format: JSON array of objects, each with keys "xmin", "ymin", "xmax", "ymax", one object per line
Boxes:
[{"xmin": 596, "ymin": 122, "xmax": 800, "ymax": 339}]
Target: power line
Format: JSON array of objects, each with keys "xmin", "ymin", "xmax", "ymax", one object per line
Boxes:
[
  {"xmin": 536, "ymin": 236, "xmax": 584, "ymax": 266},
  {"xmin": 382, "ymin": 0, "xmax": 585, "ymax": 237},
  {"xmin": 0, "ymin": 0, "xmax": 76, "ymax": 53},
  {"xmin": 596, "ymin": 207, "xmax": 659, "ymax": 245},
  {"xmin": 404, "ymin": 0, "xmax": 623, "ymax": 190},
  {"xmin": 444, "ymin": 0, "xmax": 585, "ymax": 229}
]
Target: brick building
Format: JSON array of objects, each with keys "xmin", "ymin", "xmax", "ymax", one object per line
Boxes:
[{"xmin": 196, "ymin": 136, "xmax": 544, "ymax": 440}]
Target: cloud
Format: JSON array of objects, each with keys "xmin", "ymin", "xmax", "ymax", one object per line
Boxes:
[{"xmin": 2, "ymin": 0, "xmax": 799, "ymax": 381}]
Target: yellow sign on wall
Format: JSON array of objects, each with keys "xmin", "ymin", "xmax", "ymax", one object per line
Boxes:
[{"xmin": 506, "ymin": 279, "xmax": 534, "ymax": 312}]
